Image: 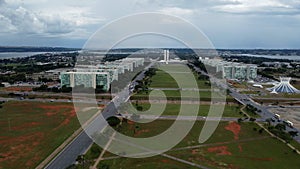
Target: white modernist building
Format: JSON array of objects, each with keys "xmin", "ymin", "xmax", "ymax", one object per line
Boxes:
[
  {"xmin": 60, "ymin": 58, "xmax": 144, "ymax": 91},
  {"xmin": 159, "ymin": 49, "xmax": 186, "ymax": 64},
  {"xmin": 60, "ymin": 71, "xmax": 110, "ymax": 90},
  {"xmin": 164, "ymin": 49, "xmax": 170, "ymax": 64},
  {"xmin": 160, "ymin": 49, "xmax": 170, "ymax": 64},
  {"xmin": 199, "ymin": 58, "xmax": 257, "ymax": 81},
  {"xmin": 268, "ymin": 77, "xmax": 300, "ymax": 94}
]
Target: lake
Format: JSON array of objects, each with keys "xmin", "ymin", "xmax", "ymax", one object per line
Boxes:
[
  {"xmin": 236, "ymin": 54, "xmax": 300, "ymax": 61},
  {"xmin": 0, "ymin": 51, "xmax": 77, "ymax": 59}
]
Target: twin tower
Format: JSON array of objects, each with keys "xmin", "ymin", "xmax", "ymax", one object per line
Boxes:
[{"xmin": 163, "ymin": 49, "xmax": 170, "ymax": 64}]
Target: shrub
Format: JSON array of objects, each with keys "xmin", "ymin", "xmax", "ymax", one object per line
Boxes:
[{"xmin": 106, "ymin": 116, "xmax": 121, "ymax": 127}]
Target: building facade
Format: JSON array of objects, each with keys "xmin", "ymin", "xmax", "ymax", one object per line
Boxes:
[
  {"xmin": 60, "ymin": 58, "xmax": 144, "ymax": 91},
  {"xmin": 200, "ymin": 58, "xmax": 257, "ymax": 81}
]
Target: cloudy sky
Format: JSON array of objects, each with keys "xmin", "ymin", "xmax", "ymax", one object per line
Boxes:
[{"xmin": 0, "ymin": 0, "xmax": 300, "ymax": 49}]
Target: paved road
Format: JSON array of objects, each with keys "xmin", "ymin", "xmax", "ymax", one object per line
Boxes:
[
  {"xmin": 265, "ymin": 105, "xmax": 300, "ymax": 109},
  {"xmin": 0, "ymin": 91, "xmax": 113, "ymax": 97},
  {"xmin": 0, "ymin": 97, "xmax": 110, "ymax": 105},
  {"xmin": 253, "ymin": 97, "xmax": 300, "ymax": 101},
  {"xmin": 44, "ymin": 131, "xmax": 93, "ymax": 169},
  {"xmin": 149, "ymin": 88, "xmax": 216, "ymax": 91},
  {"xmin": 122, "ymin": 114, "xmax": 264, "ymax": 122}
]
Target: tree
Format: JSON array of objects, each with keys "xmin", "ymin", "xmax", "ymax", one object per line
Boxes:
[
  {"xmin": 237, "ymin": 118, "xmax": 243, "ymax": 123},
  {"xmin": 136, "ymin": 106, "xmax": 143, "ymax": 111},
  {"xmin": 106, "ymin": 116, "xmax": 121, "ymax": 127},
  {"xmin": 33, "ymin": 84, "xmax": 49, "ymax": 92},
  {"xmin": 76, "ymin": 154, "xmax": 86, "ymax": 168},
  {"xmin": 275, "ymin": 123, "xmax": 286, "ymax": 131},
  {"xmin": 289, "ymin": 131, "xmax": 298, "ymax": 137},
  {"xmin": 249, "ymin": 117, "xmax": 256, "ymax": 122},
  {"xmin": 61, "ymin": 85, "xmax": 72, "ymax": 93},
  {"xmin": 134, "ymin": 125, "xmax": 140, "ymax": 135}
]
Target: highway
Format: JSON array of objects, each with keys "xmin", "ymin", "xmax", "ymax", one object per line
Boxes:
[
  {"xmin": 0, "ymin": 97, "xmax": 110, "ymax": 105},
  {"xmin": 122, "ymin": 114, "xmax": 265, "ymax": 122},
  {"xmin": 149, "ymin": 87, "xmax": 216, "ymax": 91}
]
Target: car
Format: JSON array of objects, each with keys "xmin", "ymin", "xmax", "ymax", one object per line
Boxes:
[
  {"xmin": 274, "ymin": 114, "xmax": 280, "ymax": 119},
  {"xmin": 284, "ymin": 120, "xmax": 294, "ymax": 128}
]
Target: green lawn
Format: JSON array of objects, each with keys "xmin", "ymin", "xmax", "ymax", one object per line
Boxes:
[
  {"xmin": 0, "ymin": 101, "xmax": 82, "ymax": 169},
  {"xmin": 97, "ymin": 120, "xmax": 300, "ymax": 169},
  {"xmin": 98, "ymin": 155, "xmax": 198, "ymax": 169},
  {"xmin": 150, "ymin": 70, "xmax": 211, "ymax": 89},
  {"xmin": 150, "ymin": 70, "xmax": 179, "ymax": 88},
  {"xmin": 134, "ymin": 90, "xmax": 212, "ymax": 99},
  {"xmin": 131, "ymin": 103, "xmax": 242, "ymax": 117},
  {"xmin": 169, "ymin": 138, "xmax": 300, "ymax": 169},
  {"xmin": 255, "ymin": 93, "xmax": 300, "ymax": 99}
]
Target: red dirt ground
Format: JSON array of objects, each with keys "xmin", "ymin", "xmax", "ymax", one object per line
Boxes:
[
  {"xmin": 0, "ymin": 132, "xmax": 44, "ymax": 164},
  {"xmin": 207, "ymin": 146, "xmax": 232, "ymax": 155},
  {"xmin": 134, "ymin": 129, "xmax": 150, "ymax": 136},
  {"xmin": 127, "ymin": 120, "xmax": 135, "ymax": 125},
  {"xmin": 191, "ymin": 149, "xmax": 199, "ymax": 154},
  {"xmin": 38, "ymin": 104, "xmax": 76, "ymax": 130},
  {"xmin": 11, "ymin": 121, "xmax": 40, "ymax": 131},
  {"xmin": 225, "ymin": 121, "xmax": 241, "ymax": 140},
  {"xmin": 0, "ymin": 102, "xmax": 77, "ymax": 168},
  {"xmin": 189, "ymin": 154, "xmax": 239, "ymax": 169},
  {"xmin": 127, "ymin": 120, "xmax": 135, "ymax": 130},
  {"xmin": 238, "ymin": 144, "xmax": 243, "ymax": 152},
  {"xmin": 39, "ymin": 105, "xmax": 75, "ymax": 117},
  {"xmin": 161, "ymin": 159, "xmax": 171, "ymax": 163},
  {"xmin": 4, "ymin": 86, "xmax": 33, "ymax": 92},
  {"xmin": 236, "ymin": 156, "xmax": 273, "ymax": 161}
]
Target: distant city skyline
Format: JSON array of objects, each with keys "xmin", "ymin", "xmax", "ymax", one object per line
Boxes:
[{"xmin": 0, "ymin": 0, "xmax": 300, "ymax": 49}]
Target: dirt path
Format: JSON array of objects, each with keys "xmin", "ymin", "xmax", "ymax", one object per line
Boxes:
[
  {"xmin": 161, "ymin": 153, "xmax": 209, "ymax": 169},
  {"xmin": 101, "ymin": 136, "xmax": 271, "ymax": 161},
  {"xmin": 91, "ymin": 131, "xmax": 116, "ymax": 169}
]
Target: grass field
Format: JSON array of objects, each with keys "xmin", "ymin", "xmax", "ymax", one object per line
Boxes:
[
  {"xmin": 134, "ymin": 90, "xmax": 212, "ymax": 99},
  {"xmin": 255, "ymin": 93, "xmax": 300, "ymax": 99},
  {"xmin": 0, "ymin": 101, "xmax": 82, "ymax": 169},
  {"xmin": 132, "ymin": 103, "xmax": 242, "ymax": 117},
  {"xmin": 132, "ymin": 90, "xmax": 235, "ymax": 103},
  {"xmin": 150, "ymin": 70, "xmax": 211, "ymax": 89},
  {"xmin": 96, "ymin": 120, "xmax": 300, "ymax": 169},
  {"xmin": 98, "ymin": 155, "xmax": 197, "ymax": 169}
]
